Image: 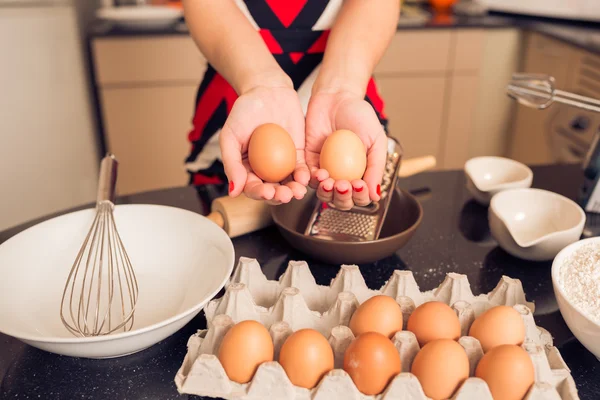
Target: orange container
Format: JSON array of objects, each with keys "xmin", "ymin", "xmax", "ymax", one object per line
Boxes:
[{"xmin": 429, "ymin": 0, "xmax": 457, "ymax": 12}]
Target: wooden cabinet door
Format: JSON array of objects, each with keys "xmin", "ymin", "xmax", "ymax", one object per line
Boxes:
[
  {"xmin": 509, "ymin": 33, "xmax": 579, "ymax": 165},
  {"xmin": 442, "ymin": 75, "xmax": 481, "ymax": 169},
  {"xmin": 377, "ymin": 76, "xmax": 447, "ymax": 162},
  {"xmin": 99, "ymin": 85, "xmax": 198, "ymax": 195}
]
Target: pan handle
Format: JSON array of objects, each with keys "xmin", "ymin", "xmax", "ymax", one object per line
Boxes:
[{"xmin": 398, "ymin": 155, "xmax": 436, "ymax": 178}]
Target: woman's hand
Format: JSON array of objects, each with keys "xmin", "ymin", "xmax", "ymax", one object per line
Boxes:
[
  {"xmin": 305, "ymin": 89, "xmax": 388, "ymax": 210},
  {"xmin": 220, "ymin": 81, "xmax": 310, "ymax": 205}
]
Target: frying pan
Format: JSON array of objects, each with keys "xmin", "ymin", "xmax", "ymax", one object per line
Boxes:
[
  {"xmin": 271, "ymin": 187, "xmax": 424, "ymax": 265},
  {"xmin": 207, "ymin": 156, "xmax": 435, "ymax": 264}
]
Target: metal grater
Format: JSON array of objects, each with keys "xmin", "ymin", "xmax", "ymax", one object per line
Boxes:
[{"xmin": 304, "ymin": 137, "xmax": 403, "ymax": 242}]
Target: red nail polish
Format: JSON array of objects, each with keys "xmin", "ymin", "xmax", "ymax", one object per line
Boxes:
[
  {"xmin": 353, "ymin": 185, "xmax": 364, "ymax": 192},
  {"xmin": 376, "ymin": 184, "xmax": 381, "ymax": 196},
  {"xmin": 323, "ymin": 186, "xmax": 333, "ymax": 193},
  {"xmin": 337, "ymin": 188, "xmax": 349, "ymax": 195},
  {"xmin": 229, "ymin": 181, "xmax": 234, "ymax": 193}
]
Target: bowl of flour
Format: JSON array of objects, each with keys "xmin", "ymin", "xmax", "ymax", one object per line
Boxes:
[{"xmin": 552, "ymin": 237, "xmax": 600, "ymax": 360}]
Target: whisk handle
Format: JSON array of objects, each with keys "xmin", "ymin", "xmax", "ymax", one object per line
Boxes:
[{"xmin": 97, "ymin": 153, "xmax": 118, "ymax": 204}]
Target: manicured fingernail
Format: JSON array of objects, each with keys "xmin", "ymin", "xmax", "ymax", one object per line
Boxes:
[
  {"xmin": 229, "ymin": 181, "xmax": 234, "ymax": 193},
  {"xmin": 317, "ymin": 176, "xmax": 325, "ymax": 182},
  {"xmin": 376, "ymin": 184, "xmax": 381, "ymax": 196},
  {"xmin": 337, "ymin": 188, "xmax": 349, "ymax": 195},
  {"xmin": 323, "ymin": 186, "xmax": 333, "ymax": 193},
  {"xmin": 353, "ymin": 185, "xmax": 364, "ymax": 192}
]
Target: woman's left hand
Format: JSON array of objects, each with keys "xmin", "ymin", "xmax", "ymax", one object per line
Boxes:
[{"xmin": 305, "ymin": 89, "xmax": 388, "ymax": 210}]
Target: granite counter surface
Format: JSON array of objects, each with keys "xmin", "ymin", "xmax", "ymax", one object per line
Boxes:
[{"xmin": 1, "ymin": 165, "xmax": 599, "ymax": 399}]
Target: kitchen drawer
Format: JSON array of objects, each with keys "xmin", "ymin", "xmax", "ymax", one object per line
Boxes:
[
  {"xmin": 92, "ymin": 36, "xmax": 207, "ymax": 86},
  {"xmin": 374, "ymin": 31, "xmax": 452, "ymax": 75}
]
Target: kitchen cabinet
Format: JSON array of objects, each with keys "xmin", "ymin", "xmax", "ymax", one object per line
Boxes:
[
  {"xmin": 99, "ymin": 85, "xmax": 198, "ymax": 195},
  {"xmin": 378, "ymin": 76, "xmax": 447, "ymax": 159},
  {"xmin": 508, "ymin": 32, "xmax": 600, "ymax": 165},
  {"xmin": 92, "ymin": 35, "xmax": 206, "ymax": 195},
  {"xmin": 374, "ymin": 29, "xmax": 489, "ymax": 169}
]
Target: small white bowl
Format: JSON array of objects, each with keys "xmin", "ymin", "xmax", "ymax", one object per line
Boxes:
[
  {"xmin": 489, "ymin": 188, "xmax": 586, "ymax": 261},
  {"xmin": 464, "ymin": 156, "xmax": 533, "ymax": 205},
  {"xmin": 0, "ymin": 204, "xmax": 235, "ymax": 359},
  {"xmin": 552, "ymin": 237, "xmax": 600, "ymax": 360}
]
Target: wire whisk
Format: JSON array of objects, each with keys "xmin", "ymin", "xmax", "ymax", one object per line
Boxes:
[
  {"xmin": 507, "ymin": 73, "xmax": 600, "ymax": 114},
  {"xmin": 60, "ymin": 154, "xmax": 139, "ymax": 337}
]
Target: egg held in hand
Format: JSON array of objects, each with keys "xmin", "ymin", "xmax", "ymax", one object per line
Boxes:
[
  {"xmin": 406, "ymin": 301, "xmax": 461, "ymax": 347},
  {"xmin": 247, "ymin": 123, "xmax": 297, "ymax": 183},
  {"xmin": 343, "ymin": 331, "xmax": 401, "ymax": 395},
  {"xmin": 468, "ymin": 305, "xmax": 526, "ymax": 353},
  {"xmin": 411, "ymin": 339, "xmax": 470, "ymax": 400},
  {"xmin": 319, "ymin": 129, "xmax": 367, "ymax": 181},
  {"xmin": 217, "ymin": 320, "xmax": 274, "ymax": 384},
  {"xmin": 475, "ymin": 344, "xmax": 535, "ymax": 400},
  {"xmin": 278, "ymin": 328, "xmax": 334, "ymax": 389},
  {"xmin": 349, "ymin": 295, "xmax": 403, "ymax": 338}
]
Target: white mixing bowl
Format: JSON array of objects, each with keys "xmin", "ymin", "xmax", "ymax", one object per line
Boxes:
[
  {"xmin": 0, "ymin": 204, "xmax": 235, "ymax": 359},
  {"xmin": 552, "ymin": 237, "xmax": 600, "ymax": 360},
  {"xmin": 489, "ymin": 188, "xmax": 585, "ymax": 261}
]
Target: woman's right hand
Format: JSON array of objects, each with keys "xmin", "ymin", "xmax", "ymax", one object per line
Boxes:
[{"xmin": 220, "ymin": 79, "xmax": 310, "ymax": 205}]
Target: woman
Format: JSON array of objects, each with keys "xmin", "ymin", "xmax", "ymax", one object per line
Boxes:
[{"xmin": 182, "ymin": 0, "xmax": 399, "ymax": 210}]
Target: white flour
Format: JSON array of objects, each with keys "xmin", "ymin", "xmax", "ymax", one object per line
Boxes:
[{"xmin": 559, "ymin": 243, "xmax": 600, "ymax": 324}]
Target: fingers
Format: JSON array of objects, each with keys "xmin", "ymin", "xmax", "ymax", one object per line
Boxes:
[
  {"xmin": 351, "ymin": 179, "xmax": 371, "ymax": 207},
  {"xmin": 316, "ymin": 179, "xmax": 362, "ymax": 210},
  {"xmin": 305, "ymin": 150, "xmax": 322, "ymax": 189},
  {"xmin": 316, "ymin": 178, "xmax": 334, "ymax": 203},
  {"xmin": 332, "ymin": 180, "xmax": 354, "ymax": 211},
  {"xmin": 285, "ymin": 180, "xmax": 308, "ymax": 200},
  {"xmin": 293, "ymin": 149, "xmax": 311, "ymax": 187},
  {"xmin": 362, "ymin": 129, "xmax": 388, "ymax": 202},
  {"xmin": 219, "ymin": 127, "xmax": 248, "ymax": 197}
]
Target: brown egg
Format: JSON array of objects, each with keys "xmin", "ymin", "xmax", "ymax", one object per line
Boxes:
[
  {"xmin": 217, "ymin": 320, "xmax": 274, "ymax": 384},
  {"xmin": 278, "ymin": 328, "xmax": 334, "ymax": 389},
  {"xmin": 468, "ymin": 305, "xmax": 526, "ymax": 353},
  {"xmin": 475, "ymin": 344, "xmax": 535, "ymax": 400},
  {"xmin": 319, "ymin": 129, "xmax": 367, "ymax": 181},
  {"xmin": 406, "ymin": 301, "xmax": 461, "ymax": 347},
  {"xmin": 411, "ymin": 339, "xmax": 470, "ymax": 400},
  {"xmin": 349, "ymin": 295, "xmax": 403, "ymax": 338},
  {"xmin": 247, "ymin": 123, "xmax": 296, "ymax": 183},
  {"xmin": 343, "ymin": 331, "xmax": 401, "ymax": 395}
]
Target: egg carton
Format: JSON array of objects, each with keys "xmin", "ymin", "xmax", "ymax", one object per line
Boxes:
[{"xmin": 174, "ymin": 257, "xmax": 579, "ymax": 400}]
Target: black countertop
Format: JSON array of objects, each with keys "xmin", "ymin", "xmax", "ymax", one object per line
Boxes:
[
  {"xmin": 88, "ymin": 7, "xmax": 600, "ymax": 56},
  {"xmin": 1, "ymin": 165, "xmax": 600, "ymax": 399}
]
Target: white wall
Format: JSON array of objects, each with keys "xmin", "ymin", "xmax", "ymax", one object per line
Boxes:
[{"xmin": 0, "ymin": 5, "xmax": 100, "ymax": 231}]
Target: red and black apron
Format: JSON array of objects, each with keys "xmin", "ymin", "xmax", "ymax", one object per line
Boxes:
[{"xmin": 184, "ymin": 0, "xmax": 389, "ymax": 186}]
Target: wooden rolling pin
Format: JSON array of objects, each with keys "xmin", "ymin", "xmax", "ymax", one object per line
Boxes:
[{"xmin": 207, "ymin": 155, "xmax": 436, "ymax": 238}]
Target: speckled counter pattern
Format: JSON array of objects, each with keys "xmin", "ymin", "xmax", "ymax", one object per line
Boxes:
[
  {"xmin": 1, "ymin": 166, "xmax": 600, "ymax": 399},
  {"xmin": 88, "ymin": 9, "xmax": 600, "ymax": 56}
]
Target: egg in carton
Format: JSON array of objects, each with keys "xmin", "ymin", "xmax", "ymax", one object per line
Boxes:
[{"xmin": 174, "ymin": 257, "xmax": 579, "ymax": 400}]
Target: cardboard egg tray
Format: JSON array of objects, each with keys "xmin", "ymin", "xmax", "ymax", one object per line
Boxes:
[{"xmin": 174, "ymin": 257, "xmax": 579, "ymax": 400}]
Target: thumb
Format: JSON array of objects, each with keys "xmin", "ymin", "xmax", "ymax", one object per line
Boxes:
[
  {"xmin": 362, "ymin": 132, "xmax": 387, "ymax": 202},
  {"xmin": 219, "ymin": 128, "xmax": 248, "ymax": 197}
]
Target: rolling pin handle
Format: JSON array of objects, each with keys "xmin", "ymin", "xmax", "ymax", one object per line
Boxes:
[{"xmin": 207, "ymin": 211, "xmax": 226, "ymax": 231}]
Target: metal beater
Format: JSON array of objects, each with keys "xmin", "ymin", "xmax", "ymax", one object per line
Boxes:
[
  {"xmin": 507, "ymin": 72, "xmax": 600, "ymax": 113},
  {"xmin": 60, "ymin": 154, "xmax": 139, "ymax": 337}
]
